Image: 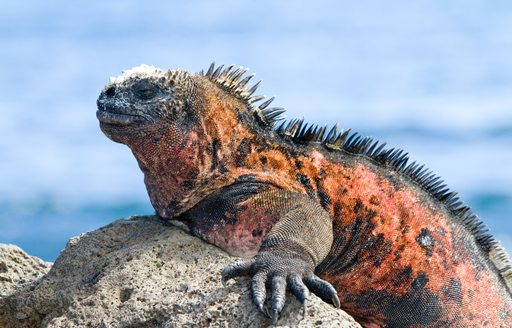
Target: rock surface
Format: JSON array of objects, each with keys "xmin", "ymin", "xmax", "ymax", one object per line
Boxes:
[
  {"xmin": 0, "ymin": 244, "xmax": 51, "ymax": 298},
  {"xmin": 0, "ymin": 216, "xmax": 361, "ymax": 327}
]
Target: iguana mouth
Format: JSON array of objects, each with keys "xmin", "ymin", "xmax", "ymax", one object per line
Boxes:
[{"xmin": 96, "ymin": 106, "xmax": 145, "ymax": 126}]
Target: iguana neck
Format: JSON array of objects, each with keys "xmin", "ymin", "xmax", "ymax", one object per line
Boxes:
[{"xmin": 127, "ymin": 124, "xmax": 203, "ymax": 218}]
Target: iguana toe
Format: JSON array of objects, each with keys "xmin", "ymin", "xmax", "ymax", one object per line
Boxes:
[
  {"xmin": 304, "ymin": 275, "xmax": 340, "ymax": 309},
  {"xmin": 221, "ymin": 258, "xmax": 254, "ymax": 286},
  {"xmin": 270, "ymin": 275, "xmax": 287, "ymax": 323},
  {"xmin": 288, "ymin": 274, "xmax": 310, "ymax": 318},
  {"xmin": 251, "ymin": 271, "xmax": 270, "ymax": 318}
]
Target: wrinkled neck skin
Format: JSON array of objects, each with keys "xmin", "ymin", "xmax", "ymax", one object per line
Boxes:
[
  {"xmin": 127, "ymin": 124, "xmax": 203, "ymax": 218},
  {"xmin": 126, "ymin": 77, "xmax": 278, "ymax": 219}
]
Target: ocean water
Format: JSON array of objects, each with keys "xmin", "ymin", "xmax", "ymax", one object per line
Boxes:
[{"xmin": 1, "ymin": 1, "xmax": 511, "ymax": 261}]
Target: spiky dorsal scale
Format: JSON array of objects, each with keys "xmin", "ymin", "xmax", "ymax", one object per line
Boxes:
[
  {"xmin": 201, "ymin": 62, "xmax": 285, "ymax": 127},
  {"xmin": 200, "ymin": 62, "xmax": 512, "ymax": 291}
]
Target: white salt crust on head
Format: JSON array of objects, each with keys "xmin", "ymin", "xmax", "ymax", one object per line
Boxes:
[{"xmin": 109, "ymin": 64, "xmax": 165, "ymax": 85}]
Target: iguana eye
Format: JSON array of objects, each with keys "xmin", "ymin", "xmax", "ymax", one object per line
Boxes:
[
  {"xmin": 105, "ymin": 85, "xmax": 116, "ymax": 97},
  {"xmin": 134, "ymin": 81, "xmax": 157, "ymax": 100}
]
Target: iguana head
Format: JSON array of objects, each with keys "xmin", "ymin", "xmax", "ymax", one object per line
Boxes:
[
  {"xmin": 96, "ymin": 63, "xmax": 276, "ymax": 218},
  {"xmin": 96, "ymin": 64, "xmax": 197, "ymax": 144}
]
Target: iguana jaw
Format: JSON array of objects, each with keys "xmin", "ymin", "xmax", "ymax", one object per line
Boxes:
[
  {"xmin": 96, "ymin": 84, "xmax": 151, "ymax": 143},
  {"xmin": 96, "ymin": 108, "xmax": 146, "ymax": 126},
  {"xmin": 96, "ymin": 102, "xmax": 149, "ymax": 144}
]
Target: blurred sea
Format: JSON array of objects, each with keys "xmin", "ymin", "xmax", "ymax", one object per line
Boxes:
[{"xmin": 1, "ymin": 1, "xmax": 511, "ymax": 261}]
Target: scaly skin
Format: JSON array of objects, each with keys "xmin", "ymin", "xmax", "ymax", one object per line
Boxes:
[{"xmin": 97, "ymin": 64, "xmax": 512, "ymax": 327}]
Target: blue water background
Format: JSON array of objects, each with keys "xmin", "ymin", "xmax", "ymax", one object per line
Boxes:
[{"xmin": 1, "ymin": 1, "xmax": 511, "ymax": 261}]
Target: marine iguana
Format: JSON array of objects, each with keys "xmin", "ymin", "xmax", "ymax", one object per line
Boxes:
[{"xmin": 96, "ymin": 63, "xmax": 512, "ymax": 327}]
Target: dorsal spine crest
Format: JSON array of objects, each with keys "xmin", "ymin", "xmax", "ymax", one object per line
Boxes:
[{"xmin": 201, "ymin": 62, "xmax": 285, "ymax": 127}]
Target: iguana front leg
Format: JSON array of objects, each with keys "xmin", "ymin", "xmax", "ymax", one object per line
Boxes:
[{"xmin": 220, "ymin": 190, "xmax": 340, "ymax": 323}]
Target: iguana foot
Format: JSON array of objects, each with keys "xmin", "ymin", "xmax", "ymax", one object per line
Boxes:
[{"xmin": 222, "ymin": 249, "xmax": 340, "ymax": 324}]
